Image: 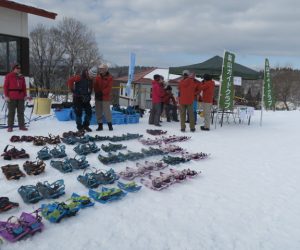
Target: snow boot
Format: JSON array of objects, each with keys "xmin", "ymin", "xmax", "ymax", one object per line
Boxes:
[
  {"xmin": 96, "ymin": 123, "xmax": 103, "ymax": 131},
  {"xmin": 108, "ymin": 122, "xmax": 113, "ymax": 131}
]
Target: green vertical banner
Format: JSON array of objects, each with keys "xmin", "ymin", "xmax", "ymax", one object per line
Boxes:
[
  {"xmin": 219, "ymin": 51, "xmax": 235, "ymax": 110},
  {"xmin": 264, "ymin": 58, "xmax": 274, "ymax": 109}
]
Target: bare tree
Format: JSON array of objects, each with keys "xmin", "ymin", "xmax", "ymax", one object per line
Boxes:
[
  {"xmin": 30, "ymin": 18, "xmax": 102, "ymax": 98},
  {"xmin": 30, "ymin": 24, "xmax": 65, "ymax": 97},
  {"xmin": 58, "ymin": 17, "xmax": 102, "ymax": 76},
  {"xmin": 272, "ymin": 68, "xmax": 300, "ymax": 110}
]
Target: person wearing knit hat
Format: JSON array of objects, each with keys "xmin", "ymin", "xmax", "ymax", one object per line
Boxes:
[
  {"xmin": 3, "ymin": 63, "xmax": 28, "ymax": 132},
  {"xmin": 67, "ymin": 68, "xmax": 95, "ymax": 132},
  {"xmin": 94, "ymin": 63, "xmax": 113, "ymax": 131}
]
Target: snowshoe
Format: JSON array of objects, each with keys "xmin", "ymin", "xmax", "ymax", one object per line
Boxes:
[
  {"xmin": 140, "ymin": 177, "xmax": 168, "ymax": 191},
  {"xmin": 10, "ymin": 135, "xmax": 21, "ymax": 143},
  {"xmin": 77, "ymin": 135, "xmax": 90, "ymax": 144},
  {"xmin": 117, "ymin": 181, "xmax": 142, "ymax": 192},
  {"xmin": 23, "ymin": 160, "xmax": 45, "ymax": 175},
  {"xmin": 159, "ymin": 144, "xmax": 185, "ymax": 154},
  {"xmin": 21, "ymin": 136, "xmax": 34, "ymax": 142},
  {"xmin": 182, "ymin": 152, "xmax": 209, "ymax": 160},
  {"xmin": 161, "ymin": 135, "xmax": 191, "ymax": 144},
  {"xmin": 143, "ymin": 161, "xmax": 168, "ymax": 171},
  {"xmin": 151, "ymin": 173, "xmax": 176, "ymax": 186},
  {"xmin": 146, "ymin": 129, "xmax": 167, "ymax": 136},
  {"xmin": 118, "ymin": 167, "xmax": 139, "ymax": 180},
  {"xmin": 0, "ymin": 217, "xmax": 29, "ymax": 242},
  {"xmin": 50, "ymin": 145, "xmax": 67, "ymax": 158},
  {"xmin": 68, "ymin": 193, "xmax": 94, "ymax": 209},
  {"xmin": 19, "ymin": 211, "xmax": 44, "ymax": 234},
  {"xmin": 40, "ymin": 202, "xmax": 79, "ymax": 223},
  {"xmin": 0, "ymin": 197, "xmax": 19, "ymax": 213},
  {"xmin": 18, "ymin": 185, "xmax": 43, "ymax": 204},
  {"xmin": 62, "ymin": 130, "xmax": 85, "ymax": 138},
  {"xmin": 89, "ymin": 187, "xmax": 126, "ymax": 204},
  {"xmin": 36, "ymin": 180, "xmax": 65, "ymax": 199},
  {"xmin": 46, "ymin": 134, "xmax": 61, "ymax": 144},
  {"xmin": 50, "ymin": 160, "xmax": 73, "ymax": 173},
  {"xmin": 61, "ymin": 135, "xmax": 78, "ymax": 145},
  {"xmin": 125, "ymin": 151, "xmax": 145, "ymax": 161},
  {"xmin": 101, "ymin": 143, "xmax": 127, "ymax": 152},
  {"xmin": 74, "ymin": 142, "xmax": 99, "ymax": 155},
  {"xmin": 1, "ymin": 164, "xmax": 25, "ymax": 180},
  {"xmin": 33, "ymin": 136, "xmax": 47, "ymax": 146},
  {"xmin": 180, "ymin": 168, "xmax": 200, "ymax": 178},
  {"xmin": 94, "ymin": 168, "xmax": 119, "ymax": 185},
  {"xmin": 93, "ymin": 135, "xmax": 110, "ymax": 142},
  {"xmin": 162, "ymin": 155, "xmax": 190, "ymax": 165},
  {"xmin": 37, "ymin": 146, "xmax": 52, "ymax": 160},
  {"xmin": 138, "ymin": 138, "xmax": 162, "ymax": 146},
  {"xmin": 65, "ymin": 155, "xmax": 89, "ymax": 170},
  {"xmin": 141, "ymin": 147, "xmax": 166, "ymax": 157},
  {"xmin": 1, "ymin": 145, "xmax": 29, "ymax": 160},
  {"xmin": 160, "ymin": 171, "xmax": 183, "ymax": 183},
  {"xmin": 77, "ymin": 170, "xmax": 100, "ymax": 189}
]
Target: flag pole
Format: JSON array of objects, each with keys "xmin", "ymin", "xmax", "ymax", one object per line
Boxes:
[
  {"xmin": 215, "ymin": 50, "xmax": 226, "ymax": 129},
  {"xmin": 260, "ymin": 65, "xmax": 264, "ymax": 126}
]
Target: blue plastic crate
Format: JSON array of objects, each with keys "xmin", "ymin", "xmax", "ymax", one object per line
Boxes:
[
  {"xmin": 125, "ymin": 114, "xmax": 139, "ymax": 124},
  {"xmin": 55, "ymin": 108, "xmax": 72, "ymax": 121}
]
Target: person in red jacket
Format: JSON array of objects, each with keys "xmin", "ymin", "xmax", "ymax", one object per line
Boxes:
[
  {"xmin": 178, "ymin": 70, "xmax": 197, "ymax": 132},
  {"xmin": 94, "ymin": 63, "xmax": 113, "ymax": 131},
  {"xmin": 3, "ymin": 64, "xmax": 28, "ymax": 132},
  {"xmin": 197, "ymin": 74, "xmax": 215, "ymax": 131},
  {"xmin": 149, "ymin": 74, "xmax": 163, "ymax": 126},
  {"xmin": 67, "ymin": 68, "xmax": 95, "ymax": 132},
  {"xmin": 163, "ymin": 85, "xmax": 178, "ymax": 122}
]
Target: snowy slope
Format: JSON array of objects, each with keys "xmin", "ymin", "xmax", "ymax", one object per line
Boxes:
[{"xmin": 0, "ymin": 109, "xmax": 300, "ymax": 250}]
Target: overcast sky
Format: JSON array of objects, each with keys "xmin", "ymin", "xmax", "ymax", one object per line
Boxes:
[{"xmin": 17, "ymin": 0, "xmax": 300, "ymax": 69}]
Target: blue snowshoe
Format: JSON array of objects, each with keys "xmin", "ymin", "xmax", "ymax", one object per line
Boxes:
[
  {"xmin": 117, "ymin": 181, "xmax": 142, "ymax": 192},
  {"xmin": 61, "ymin": 136, "xmax": 78, "ymax": 145},
  {"xmin": 77, "ymin": 172, "xmax": 100, "ymax": 189},
  {"xmin": 40, "ymin": 201, "xmax": 79, "ymax": 223},
  {"xmin": 50, "ymin": 145, "xmax": 67, "ymax": 158},
  {"xmin": 50, "ymin": 160, "xmax": 73, "ymax": 173},
  {"xmin": 65, "ymin": 155, "xmax": 89, "ymax": 170},
  {"xmin": 36, "ymin": 179, "xmax": 65, "ymax": 199},
  {"xmin": 18, "ymin": 185, "xmax": 43, "ymax": 204},
  {"xmin": 88, "ymin": 187, "xmax": 126, "ymax": 204},
  {"xmin": 37, "ymin": 146, "xmax": 52, "ymax": 160},
  {"xmin": 69, "ymin": 193, "xmax": 95, "ymax": 209}
]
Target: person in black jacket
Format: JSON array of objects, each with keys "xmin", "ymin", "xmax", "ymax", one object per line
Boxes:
[{"xmin": 67, "ymin": 68, "xmax": 96, "ymax": 132}]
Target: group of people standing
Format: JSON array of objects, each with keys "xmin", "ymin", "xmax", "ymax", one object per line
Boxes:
[
  {"xmin": 3, "ymin": 63, "xmax": 214, "ymax": 134},
  {"xmin": 148, "ymin": 74, "xmax": 179, "ymax": 127},
  {"xmin": 149, "ymin": 70, "xmax": 215, "ymax": 132},
  {"xmin": 67, "ymin": 63, "xmax": 113, "ymax": 132}
]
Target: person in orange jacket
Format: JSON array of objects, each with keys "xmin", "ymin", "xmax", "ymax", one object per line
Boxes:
[
  {"xmin": 93, "ymin": 63, "xmax": 113, "ymax": 131},
  {"xmin": 3, "ymin": 64, "xmax": 28, "ymax": 132},
  {"xmin": 178, "ymin": 70, "xmax": 197, "ymax": 132},
  {"xmin": 196, "ymin": 74, "xmax": 215, "ymax": 131},
  {"xmin": 67, "ymin": 67, "xmax": 95, "ymax": 132}
]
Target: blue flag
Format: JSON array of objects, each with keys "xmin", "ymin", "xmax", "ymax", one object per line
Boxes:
[{"xmin": 125, "ymin": 52, "xmax": 136, "ymax": 96}]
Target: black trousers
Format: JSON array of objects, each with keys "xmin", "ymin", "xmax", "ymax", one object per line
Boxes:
[{"xmin": 73, "ymin": 97, "xmax": 92, "ymax": 130}]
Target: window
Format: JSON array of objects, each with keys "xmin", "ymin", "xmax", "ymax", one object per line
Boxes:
[{"xmin": 0, "ymin": 34, "xmax": 29, "ymax": 76}]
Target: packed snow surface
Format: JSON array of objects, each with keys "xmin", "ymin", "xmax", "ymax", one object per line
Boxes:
[{"xmin": 0, "ymin": 109, "xmax": 300, "ymax": 250}]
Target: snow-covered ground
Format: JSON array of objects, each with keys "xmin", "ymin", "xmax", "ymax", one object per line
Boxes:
[{"xmin": 1, "ymin": 107, "xmax": 300, "ymax": 250}]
